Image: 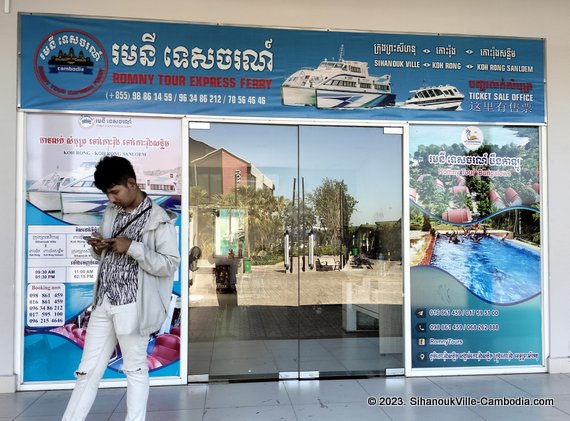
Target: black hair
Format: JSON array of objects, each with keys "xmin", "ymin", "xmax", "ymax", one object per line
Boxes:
[{"xmin": 93, "ymin": 155, "xmax": 137, "ymax": 192}]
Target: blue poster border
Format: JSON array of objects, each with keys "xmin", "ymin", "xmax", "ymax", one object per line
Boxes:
[
  {"xmin": 408, "ymin": 124, "xmax": 543, "ymax": 371},
  {"xmin": 21, "ymin": 112, "xmax": 184, "ymax": 384}
]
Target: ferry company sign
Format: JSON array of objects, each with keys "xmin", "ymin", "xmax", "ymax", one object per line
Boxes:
[{"xmin": 20, "ymin": 14, "xmax": 545, "ymax": 123}]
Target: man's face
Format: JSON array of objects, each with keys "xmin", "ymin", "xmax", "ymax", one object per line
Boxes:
[{"xmin": 105, "ymin": 179, "xmax": 138, "ymax": 210}]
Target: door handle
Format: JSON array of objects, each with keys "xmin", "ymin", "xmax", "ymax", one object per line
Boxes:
[
  {"xmin": 308, "ymin": 229, "xmax": 315, "ymax": 270},
  {"xmin": 284, "ymin": 230, "xmax": 290, "ymax": 272}
]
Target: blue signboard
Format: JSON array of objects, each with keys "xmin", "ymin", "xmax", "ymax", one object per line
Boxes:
[{"xmin": 20, "ymin": 14, "xmax": 545, "ymax": 123}]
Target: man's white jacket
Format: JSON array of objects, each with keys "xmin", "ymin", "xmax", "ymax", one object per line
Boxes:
[{"xmin": 92, "ymin": 201, "xmax": 180, "ymax": 336}]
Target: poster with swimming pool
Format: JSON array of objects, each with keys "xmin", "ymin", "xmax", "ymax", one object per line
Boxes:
[
  {"xmin": 409, "ymin": 124, "xmax": 542, "ymax": 370},
  {"xmin": 23, "ymin": 112, "xmax": 183, "ymax": 384}
]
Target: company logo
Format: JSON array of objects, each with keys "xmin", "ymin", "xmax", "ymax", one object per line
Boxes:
[
  {"xmin": 34, "ymin": 30, "xmax": 108, "ymax": 99},
  {"xmin": 78, "ymin": 115, "xmax": 95, "ymax": 128},
  {"xmin": 461, "ymin": 126, "xmax": 484, "ymax": 151},
  {"xmin": 78, "ymin": 115, "xmax": 133, "ymax": 129}
]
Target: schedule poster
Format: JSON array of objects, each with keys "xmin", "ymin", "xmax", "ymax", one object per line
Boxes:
[
  {"xmin": 20, "ymin": 14, "xmax": 545, "ymax": 123},
  {"xmin": 409, "ymin": 124, "xmax": 542, "ymax": 370},
  {"xmin": 23, "ymin": 113, "xmax": 182, "ymax": 382}
]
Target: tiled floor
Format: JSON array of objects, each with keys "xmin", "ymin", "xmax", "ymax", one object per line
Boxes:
[
  {"xmin": 3, "ymin": 373, "xmax": 570, "ymax": 420},
  {"xmin": 189, "ymin": 337, "xmax": 403, "ymax": 378}
]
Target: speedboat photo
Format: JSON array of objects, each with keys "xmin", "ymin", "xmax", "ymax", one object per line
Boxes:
[
  {"xmin": 28, "ymin": 162, "xmax": 180, "ymax": 214},
  {"xmin": 281, "ymin": 46, "xmax": 396, "ymax": 109},
  {"xmin": 401, "ymin": 84, "xmax": 464, "ymax": 110},
  {"xmin": 27, "ymin": 162, "xmax": 97, "ymax": 212},
  {"xmin": 60, "ymin": 171, "xmax": 181, "ymax": 214}
]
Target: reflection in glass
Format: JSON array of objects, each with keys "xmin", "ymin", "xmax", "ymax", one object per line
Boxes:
[{"xmin": 188, "ymin": 123, "xmax": 403, "ymax": 380}]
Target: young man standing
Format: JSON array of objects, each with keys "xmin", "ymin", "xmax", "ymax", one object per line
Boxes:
[{"xmin": 63, "ymin": 156, "xmax": 180, "ymax": 421}]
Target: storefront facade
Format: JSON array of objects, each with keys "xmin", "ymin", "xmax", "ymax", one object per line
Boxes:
[{"xmin": 1, "ymin": 1, "xmax": 568, "ymax": 392}]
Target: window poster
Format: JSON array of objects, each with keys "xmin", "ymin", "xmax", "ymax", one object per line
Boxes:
[
  {"xmin": 20, "ymin": 14, "xmax": 545, "ymax": 124},
  {"xmin": 23, "ymin": 113, "xmax": 182, "ymax": 382},
  {"xmin": 409, "ymin": 125, "xmax": 542, "ymax": 370}
]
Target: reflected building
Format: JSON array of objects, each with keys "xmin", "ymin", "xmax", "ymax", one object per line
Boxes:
[{"xmin": 189, "ymin": 137, "xmax": 274, "ymax": 201}]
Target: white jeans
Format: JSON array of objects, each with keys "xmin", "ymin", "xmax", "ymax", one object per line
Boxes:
[{"xmin": 62, "ymin": 297, "xmax": 150, "ymax": 421}]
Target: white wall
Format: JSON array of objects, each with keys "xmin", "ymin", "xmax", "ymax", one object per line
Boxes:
[{"xmin": 1, "ymin": 0, "xmax": 569, "ymax": 391}]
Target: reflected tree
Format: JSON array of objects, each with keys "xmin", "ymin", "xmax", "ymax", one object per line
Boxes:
[{"xmin": 307, "ymin": 178, "xmax": 357, "ymax": 251}]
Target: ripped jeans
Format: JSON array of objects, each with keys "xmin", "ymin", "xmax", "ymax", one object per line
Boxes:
[{"xmin": 62, "ymin": 297, "xmax": 150, "ymax": 421}]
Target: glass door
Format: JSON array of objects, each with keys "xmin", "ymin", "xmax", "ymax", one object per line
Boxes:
[
  {"xmin": 188, "ymin": 122, "xmax": 299, "ymax": 380},
  {"xmin": 187, "ymin": 121, "xmax": 403, "ymax": 381},
  {"xmin": 298, "ymin": 125, "xmax": 403, "ymax": 378}
]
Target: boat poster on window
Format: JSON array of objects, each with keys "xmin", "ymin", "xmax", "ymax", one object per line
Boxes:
[
  {"xmin": 409, "ymin": 124, "xmax": 542, "ymax": 370},
  {"xmin": 20, "ymin": 14, "xmax": 544, "ymax": 123},
  {"xmin": 23, "ymin": 112, "xmax": 183, "ymax": 383}
]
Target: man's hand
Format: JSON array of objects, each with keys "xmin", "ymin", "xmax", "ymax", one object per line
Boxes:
[
  {"xmin": 107, "ymin": 236, "xmax": 132, "ymax": 254},
  {"xmin": 85, "ymin": 232, "xmax": 108, "ymax": 255}
]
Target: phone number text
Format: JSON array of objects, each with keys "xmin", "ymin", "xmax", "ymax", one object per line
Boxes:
[{"xmin": 106, "ymin": 91, "xmax": 267, "ymax": 105}]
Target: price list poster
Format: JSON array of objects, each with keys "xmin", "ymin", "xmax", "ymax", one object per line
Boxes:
[
  {"xmin": 409, "ymin": 124, "xmax": 543, "ymax": 371},
  {"xmin": 22, "ymin": 113, "xmax": 182, "ymax": 382}
]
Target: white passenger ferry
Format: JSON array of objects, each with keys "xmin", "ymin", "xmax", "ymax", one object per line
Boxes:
[
  {"xmin": 27, "ymin": 162, "xmax": 97, "ymax": 212},
  {"xmin": 281, "ymin": 46, "xmax": 396, "ymax": 109}
]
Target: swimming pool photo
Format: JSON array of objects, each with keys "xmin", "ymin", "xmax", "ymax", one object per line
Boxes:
[{"xmin": 429, "ymin": 235, "xmax": 541, "ymax": 304}]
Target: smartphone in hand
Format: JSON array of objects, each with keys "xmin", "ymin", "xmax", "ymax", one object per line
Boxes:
[{"xmin": 83, "ymin": 234, "xmax": 106, "ymax": 244}]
